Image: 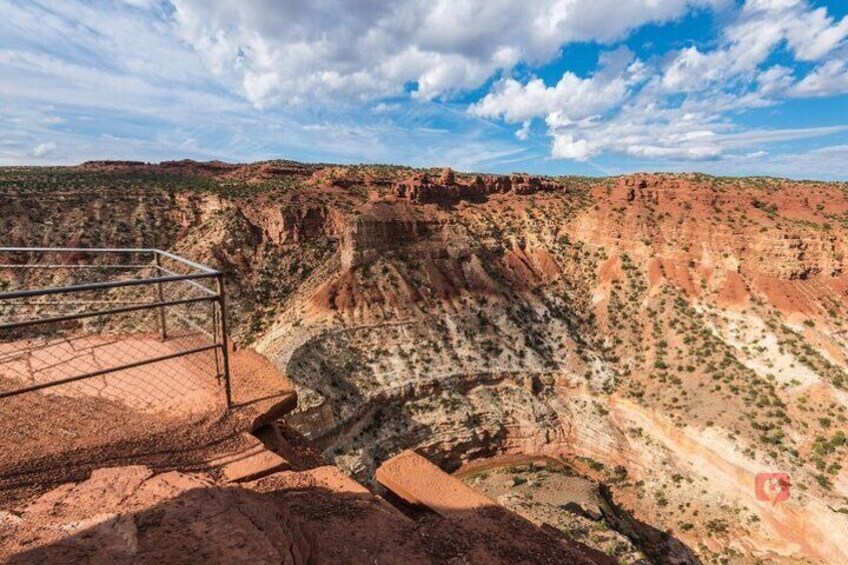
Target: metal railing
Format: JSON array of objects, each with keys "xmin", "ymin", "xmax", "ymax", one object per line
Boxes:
[{"xmin": 0, "ymin": 247, "xmax": 232, "ymax": 408}]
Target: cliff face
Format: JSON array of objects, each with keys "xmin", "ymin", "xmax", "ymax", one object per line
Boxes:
[
  {"xmin": 3, "ymin": 162, "xmax": 848, "ymax": 564},
  {"xmin": 393, "ymin": 169, "xmax": 555, "ymax": 205},
  {"xmin": 576, "ymin": 174, "xmax": 848, "ymax": 280}
]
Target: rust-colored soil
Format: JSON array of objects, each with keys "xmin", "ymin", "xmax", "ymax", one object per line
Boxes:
[
  {"xmin": 0, "ymin": 333, "xmax": 220, "ymax": 415},
  {"xmin": 1, "ymin": 466, "xmax": 314, "ymax": 564},
  {"xmin": 3, "ymin": 460, "xmax": 612, "ymax": 565},
  {"xmin": 0, "ymin": 341, "xmax": 295, "ymax": 507}
]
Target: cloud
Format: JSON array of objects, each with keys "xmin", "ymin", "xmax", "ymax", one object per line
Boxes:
[
  {"xmin": 470, "ymin": 0, "xmax": 848, "ymax": 162},
  {"xmin": 792, "ymin": 51, "xmax": 848, "ymax": 96},
  {"xmin": 0, "ymin": 18, "xmax": 531, "ymax": 174},
  {"xmin": 31, "ymin": 141, "xmax": 56, "ymax": 157},
  {"xmin": 547, "ymin": 103, "xmax": 730, "ymax": 162},
  {"xmin": 703, "ymin": 143, "xmax": 848, "ymax": 179},
  {"xmin": 170, "ymin": 0, "xmax": 723, "ymax": 106},
  {"xmin": 657, "ymin": 0, "xmax": 848, "ymax": 94},
  {"xmin": 1, "ymin": 0, "xmax": 847, "ymax": 176},
  {"xmin": 515, "ymin": 121, "xmax": 531, "ymax": 140},
  {"xmin": 119, "ymin": 0, "xmax": 160, "ymax": 8},
  {"xmin": 471, "ymin": 47, "xmax": 641, "ymax": 124},
  {"xmin": 552, "ymin": 135, "xmax": 599, "ymax": 161}
]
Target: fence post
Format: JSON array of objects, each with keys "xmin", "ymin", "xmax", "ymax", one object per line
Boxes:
[
  {"xmin": 211, "ymin": 297, "xmax": 221, "ymax": 381},
  {"xmin": 216, "ymin": 274, "xmax": 233, "ymax": 409},
  {"xmin": 153, "ymin": 252, "xmax": 167, "ymax": 341}
]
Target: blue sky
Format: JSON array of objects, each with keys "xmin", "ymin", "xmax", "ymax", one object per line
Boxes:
[{"xmin": 1, "ymin": 0, "xmax": 848, "ymax": 179}]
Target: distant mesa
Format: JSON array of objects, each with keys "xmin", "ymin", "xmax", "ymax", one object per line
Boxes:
[{"xmin": 394, "ymin": 170, "xmax": 553, "ymax": 205}]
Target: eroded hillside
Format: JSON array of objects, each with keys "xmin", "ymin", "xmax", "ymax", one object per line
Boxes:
[{"xmin": 3, "ymin": 161, "xmax": 847, "ymax": 564}]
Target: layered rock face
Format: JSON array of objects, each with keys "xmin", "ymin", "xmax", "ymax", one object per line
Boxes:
[
  {"xmin": 3, "ymin": 162, "xmax": 848, "ymax": 564},
  {"xmin": 576, "ymin": 173, "xmax": 848, "ymax": 281},
  {"xmin": 394, "ymin": 168, "xmax": 555, "ymax": 205}
]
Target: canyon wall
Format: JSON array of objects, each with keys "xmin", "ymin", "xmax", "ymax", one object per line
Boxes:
[{"xmin": 3, "ymin": 162, "xmax": 848, "ymax": 563}]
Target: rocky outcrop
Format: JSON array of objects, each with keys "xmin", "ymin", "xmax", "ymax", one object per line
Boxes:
[
  {"xmin": 573, "ymin": 173, "xmax": 848, "ymax": 284},
  {"xmin": 225, "ymin": 160, "xmax": 317, "ymax": 183},
  {"xmin": 2, "ymin": 460, "xmax": 616, "ymax": 565},
  {"xmin": 239, "ymin": 204, "xmax": 344, "ymax": 245},
  {"xmin": 1, "ymin": 466, "xmax": 315, "ymax": 564},
  {"xmin": 394, "ymin": 172, "xmax": 555, "ymax": 205},
  {"xmin": 339, "ymin": 212, "xmax": 472, "ymax": 269},
  {"xmin": 78, "ymin": 159, "xmax": 240, "ymax": 177},
  {"xmin": 376, "ymin": 450, "xmax": 608, "ymax": 564}
]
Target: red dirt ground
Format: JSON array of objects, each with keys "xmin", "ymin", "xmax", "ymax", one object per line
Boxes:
[{"xmin": 0, "ymin": 338, "xmax": 295, "ymax": 506}]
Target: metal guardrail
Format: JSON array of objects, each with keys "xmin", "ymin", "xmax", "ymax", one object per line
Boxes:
[{"xmin": 0, "ymin": 247, "xmax": 232, "ymax": 407}]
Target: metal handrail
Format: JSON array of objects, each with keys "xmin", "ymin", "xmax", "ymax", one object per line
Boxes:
[
  {"xmin": 0, "ymin": 343, "xmax": 221, "ymax": 399},
  {"xmin": 0, "ymin": 247, "xmax": 220, "ymax": 274},
  {"xmin": 0, "ymin": 247, "xmax": 232, "ymax": 408},
  {"xmin": 154, "ymin": 264, "xmax": 217, "ymax": 296},
  {"xmin": 0, "ymin": 272, "xmax": 217, "ymax": 300},
  {"xmin": 0, "ymin": 264, "xmax": 154, "ymax": 269},
  {"xmin": 0, "ymin": 247, "xmax": 220, "ymax": 300},
  {"xmin": 0, "ymin": 295, "xmax": 214, "ymax": 330}
]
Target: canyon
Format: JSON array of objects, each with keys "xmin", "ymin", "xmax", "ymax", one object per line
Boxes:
[{"xmin": 2, "ymin": 160, "xmax": 848, "ymax": 563}]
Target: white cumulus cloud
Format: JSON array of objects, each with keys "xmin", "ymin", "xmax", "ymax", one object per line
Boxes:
[
  {"xmin": 170, "ymin": 0, "xmax": 724, "ymax": 106},
  {"xmin": 31, "ymin": 141, "xmax": 56, "ymax": 157},
  {"xmin": 470, "ymin": 0, "xmax": 848, "ymax": 162},
  {"xmin": 792, "ymin": 49, "xmax": 848, "ymax": 96},
  {"xmin": 2, "ymin": 0, "xmax": 847, "ymax": 173},
  {"xmin": 471, "ymin": 47, "xmax": 642, "ymax": 124}
]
